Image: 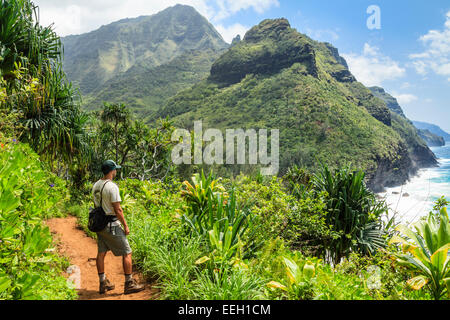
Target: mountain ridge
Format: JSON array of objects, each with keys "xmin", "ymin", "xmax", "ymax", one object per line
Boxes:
[
  {"xmin": 413, "ymin": 121, "xmax": 450, "ymax": 142},
  {"xmin": 156, "ymin": 18, "xmax": 438, "ymax": 191},
  {"xmin": 61, "ymin": 11, "xmax": 439, "ymax": 191},
  {"xmin": 62, "ymin": 4, "xmax": 228, "ymax": 94},
  {"xmin": 83, "ymin": 48, "xmax": 227, "ymax": 119},
  {"xmin": 369, "ymin": 86, "xmax": 441, "ymax": 157}
]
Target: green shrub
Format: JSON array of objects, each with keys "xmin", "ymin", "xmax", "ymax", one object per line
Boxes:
[
  {"xmin": 283, "ymin": 165, "xmax": 313, "ymax": 200},
  {"xmin": 234, "ymin": 175, "xmax": 336, "ymax": 258},
  {"xmin": 0, "ymin": 141, "xmax": 76, "ymax": 300},
  {"xmin": 312, "ymin": 165, "xmax": 388, "ymax": 264},
  {"xmin": 389, "ymin": 207, "xmax": 450, "ymax": 300}
]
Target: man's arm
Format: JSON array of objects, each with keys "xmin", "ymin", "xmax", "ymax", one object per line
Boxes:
[{"xmin": 112, "ymin": 202, "xmax": 130, "ymax": 235}]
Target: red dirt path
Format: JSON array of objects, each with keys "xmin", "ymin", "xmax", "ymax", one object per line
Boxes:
[{"xmin": 46, "ymin": 216, "xmax": 158, "ymax": 300}]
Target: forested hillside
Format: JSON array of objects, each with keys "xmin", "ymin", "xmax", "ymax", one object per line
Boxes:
[
  {"xmin": 157, "ymin": 18, "xmax": 437, "ymax": 191},
  {"xmin": 83, "ymin": 48, "xmax": 226, "ymax": 121}
]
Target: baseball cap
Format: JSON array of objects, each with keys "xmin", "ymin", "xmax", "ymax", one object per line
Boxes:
[{"xmin": 101, "ymin": 160, "xmax": 122, "ymax": 175}]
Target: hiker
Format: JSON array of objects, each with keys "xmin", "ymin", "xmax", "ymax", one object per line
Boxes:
[{"xmin": 92, "ymin": 160, "xmax": 145, "ymax": 295}]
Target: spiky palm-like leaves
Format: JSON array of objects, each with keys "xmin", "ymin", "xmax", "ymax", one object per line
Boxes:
[
  {"xmin": 1, "ymin": 0, "xmax": 90, "ymax": 170},
  {"xmin": 0, "ymin": 0, "xmax": 61, "ymax": 77},
  {"xmin": 312, "ymin": 165, "xmax": 388, "ymax": 265}
]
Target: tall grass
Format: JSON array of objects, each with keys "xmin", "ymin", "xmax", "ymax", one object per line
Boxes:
[
  {"xmin": 192, "ymin": 268, "xmax": 265, "ymax": 300},
  {"xmin": 128, "ymin": 214, "xmax": 204, "ymax": 299}
]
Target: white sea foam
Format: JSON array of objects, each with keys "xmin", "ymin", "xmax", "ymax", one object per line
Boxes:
[{"xmin": 378, "ymin": 157, "xmax": 450, "ymax": 224}]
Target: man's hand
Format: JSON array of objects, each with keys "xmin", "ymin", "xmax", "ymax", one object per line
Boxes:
[{"xmin": 112, "ymin": 202, "xmax": 129, "ymax": 235}]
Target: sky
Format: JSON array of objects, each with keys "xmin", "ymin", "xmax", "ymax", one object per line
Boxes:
[{"xmin": 33, "ymin": 0, "xmax": 450, "ymax": 133}]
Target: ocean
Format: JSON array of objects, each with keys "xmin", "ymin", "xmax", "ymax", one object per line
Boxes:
[{"xmin": 379, "ymin": 142, "xmax": 450, "ymax": 224}]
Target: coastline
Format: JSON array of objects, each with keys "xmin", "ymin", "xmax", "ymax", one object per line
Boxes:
[{"xmin": 377, "ymin": 143, "xmax": 450, "ymax": 224}]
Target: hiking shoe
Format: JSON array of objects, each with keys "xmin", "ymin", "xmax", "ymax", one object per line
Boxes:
[
  {"xmin": 99, "ymin": 278, "xmax": 115, "ymax": 294},
  {"xmin": 124, "ymin": 279, "xmax": 145, "ymax": 295}
]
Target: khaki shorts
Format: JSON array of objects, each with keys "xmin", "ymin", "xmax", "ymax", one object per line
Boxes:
[{"xmin": 97, "ymin": 225, "xmax": 132, "ymax": 256}]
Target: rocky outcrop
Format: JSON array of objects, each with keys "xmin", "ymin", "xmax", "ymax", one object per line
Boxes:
[
  {"xmin": 417, "ymin": 129, "xmax": 445, "ymax": 147},
  {"xmin": 209, "ymin": 19, "xmax": 318, "ymax": 86},
  {"xmin": 367, "ymin": 140, "xmax": 438, "ymax": 192},
  {"xmin": 410, "ymin": 141, "xmax": 439, "ymax": 168},
  {"xmin": 365, "ymin": 87, "xmax": 439, "ymax": 191},
  {"xmin": 369, "ymin": 87, "xmax": 405, "ymax": 118},
  {"xmin": 230, "ymin": 35, "xmax": 241, "ymax": 47},
  {"xmin": 413, "ymin": 121, "xmax": 450, "ymax": 141},
  {"xmin": 330, "ymin": 69, "xmax": 356, "ymax": 83},
  {"xmin": 325, "ymin": 43, "xmax": 350, "ymax": 69},
  {"xmin": 366, "ymin": 142, "xmax": 413, "ymax": 193}
]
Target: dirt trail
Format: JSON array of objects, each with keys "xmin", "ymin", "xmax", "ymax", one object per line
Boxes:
[{"xmin": 46, "ymin": 216, "xmax": 158, "ymax": 300}]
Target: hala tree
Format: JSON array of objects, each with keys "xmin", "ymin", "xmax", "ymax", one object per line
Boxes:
[
  {"xmin": 312, "ymin": 165, "xmax": 388, "ymax": 265},
  {"xmin": 0, "ymin": 0, "xmax": 90, "ymax": 173},
  {"xmin": 91, "ymin": 103, "xmax": 176, "ymax": 181}
]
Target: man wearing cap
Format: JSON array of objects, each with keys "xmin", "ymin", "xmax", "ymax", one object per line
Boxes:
[{"xmin": 92, "ymin": 160, "xmax": 144, "ymax": 295}]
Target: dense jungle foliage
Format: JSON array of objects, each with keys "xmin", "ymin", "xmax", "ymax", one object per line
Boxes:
[{"xmin": 0, "ymin": 0, "xmax": 449, "ymax": 301}]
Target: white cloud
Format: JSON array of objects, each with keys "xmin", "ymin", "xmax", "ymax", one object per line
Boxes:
[
  {"xmin": 215, "ymin": 23, "xmax": 250, "ymax": 43},
  {"xmin": 33, "ymin": 0, "xmax": 278, "ymax": 37},
  {"xmin": 391, "ymin": 92, "xmax": 418, "ymax": 105},
  {"xmin": 34, "ymin": 0, "xmax": 212, "ymax": 36},
  {"xmin": 213, "ymin": 0, "xmax": 279, "ymax": 21},
  {"xmin": 409, "ymin": 11, "xmax": 450, "ymax": 79},
  {"xmin": 342, "ymin": 43, "xmax": 405, "ymax": 87}
]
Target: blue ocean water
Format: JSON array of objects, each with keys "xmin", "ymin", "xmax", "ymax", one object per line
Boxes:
[
  {"xmin": 380, "ymin": 142, "xmax": 450, "ymax": 223},
  {"xmin": 429, "ymin": 143, "xmax": 450, "ymax": 186}
]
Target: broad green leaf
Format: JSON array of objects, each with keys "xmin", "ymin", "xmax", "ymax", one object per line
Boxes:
[
  {"xmin": 283, "ymin": 257, "xmax": 300, "ymax": 285},
  {"xmin": 444, "ymin": 278, "xmax": 450, "ymax": 298},
  {"xmin": 388, "ymin": 235, "xmax": 409, "ymax": 246},
  {"xmin": 430, "ymin": 243, "xmax": 450, "ymax": 274},
  {"xmin": 0, "ymin": 275, "xmax": 11, "ymax": 293}
]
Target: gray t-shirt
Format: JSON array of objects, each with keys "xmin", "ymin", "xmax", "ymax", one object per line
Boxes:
[{"xmin": 92, "ymin": 179, "xmax": 121, "ymax": 216}]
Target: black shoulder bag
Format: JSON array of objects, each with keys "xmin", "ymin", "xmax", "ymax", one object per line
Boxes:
[{"xmin": 88, "ymin": 181, "xmax": 116, "ymax": 232}]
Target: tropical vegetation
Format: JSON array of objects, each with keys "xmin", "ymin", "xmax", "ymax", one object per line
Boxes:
[{"xmin": 0, "ymin": 0, "xmax": 448, "ymax": 301}]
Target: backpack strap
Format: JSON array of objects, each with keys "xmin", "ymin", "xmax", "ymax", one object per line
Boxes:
[{"xmin": 96, "ymin": 180, "xmax": 110, "ymax": 209}]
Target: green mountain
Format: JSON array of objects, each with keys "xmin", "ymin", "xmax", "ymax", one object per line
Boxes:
[
  {"xmin": 417, "ymin": 129, "xmax": 445, "ymax": 147},
  {"xmin": 83, "ymin": 48, "xmax": 226, "ymax": 120},
  {"xmin": 369, "ymin": 86, "xmax": 440, "ymax": 161},
  {"xmin": 62, "ymin": 4, "xmax": 228, "ymax": 95},
  {"xmin": 413, "ymin": 121, "xmax": 450, "ymax": 142},
  {"xmin": 156, "ymin": 18, "xmax": 437, "ymax": 191},
  {"xmin": 369, "ymin": 86, "xmax": 405, "ymax": 118},
  {"xmin": 370, "ymin": 86, "xmax": 445, "ymax": 147}
]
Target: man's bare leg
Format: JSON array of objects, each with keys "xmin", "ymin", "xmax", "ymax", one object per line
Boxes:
[
  {"xmin": 123, "ymin": 253, "xmax": 132, "ymax": 275},
  {"xmin": 97, "ymin": 252, "xmax": 115, "ymax": 293},
  {"xmin": 123, "ymin": 253, "xmax": 144, "ymax": 294},
  {"xmin": 97, "ymin": 252, "xmax": 107, "ymax": 274}
]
